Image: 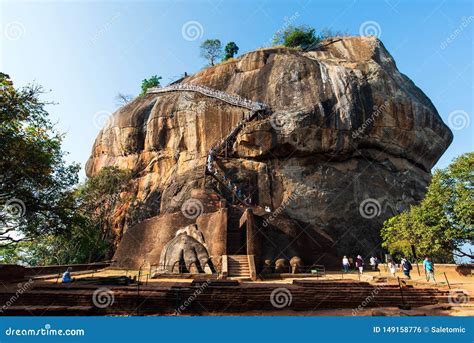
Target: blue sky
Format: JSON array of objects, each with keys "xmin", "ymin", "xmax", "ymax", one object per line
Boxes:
[{"xmin": 1, "ymin": 0, "xmax": 473, "ymax": 179}]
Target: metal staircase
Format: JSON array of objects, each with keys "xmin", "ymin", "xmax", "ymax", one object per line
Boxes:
[
  {"xmin": 148, "ymin": 82, "xmax": 270, "ymax": 206},
  {"xmin": 204, "ymin": 102, "xmax": 269, "ymax": 206},
  {"xmin": 147, "ymin": 83, "xmax": 267, "ymax": 111},
  {"xmin": 147, "ymin": 82, "xmax": 269, "ymax": 207}
]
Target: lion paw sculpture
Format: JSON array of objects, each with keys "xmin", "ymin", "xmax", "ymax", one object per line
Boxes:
[{"xmin": 154, "ymin": 224, "xmax": 215, "ymax": 275}]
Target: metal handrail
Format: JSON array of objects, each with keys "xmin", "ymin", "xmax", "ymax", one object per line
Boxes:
[
  {"xmin": 147, "ymin": 83, "xmax": 267, "ymax": 111},
  {"xmin": 149, "ymin": 82, "xmax": 270, "ymax": 208},
  {"xmin": 263, "ymin": 264, "xmax": 326, "ymax": 275}
]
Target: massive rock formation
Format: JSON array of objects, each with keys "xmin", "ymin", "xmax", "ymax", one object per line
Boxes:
[{"xmin": 86, "ymin": 36, "xmax": 452, "ymax": 270}]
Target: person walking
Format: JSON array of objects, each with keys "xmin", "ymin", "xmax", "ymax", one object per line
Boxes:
[
  {"xmin": 389, "ymin": 260, "xmax": 397, "ymax": 277},
  {"xmin": 374, "ymin": 257, "xmax": 379, "ymax": 271},
  {"xmin": 207, "ymin": 149, "xmax": 214, "ymax": 173},
  {"xmin": 370, "ymin": 256, "xmax": 376, "ymax": 271},
  {"xmin": 423, "ymin": 256, "xmax": 435, "ymax": 282},
  {"xmin": 401, "ymin": 258, "xmax": 412, "ymax": 279},
  {"xmin": 342, "ymin": 256, "xmax": 350, "ymax": 273},
  {"xmin": 355, "ymin": 255, "xmax": 364, "ymax": 274},
  {"xmin": 236, "ymin": 187, "xmax": 242, "ymax": 199}
]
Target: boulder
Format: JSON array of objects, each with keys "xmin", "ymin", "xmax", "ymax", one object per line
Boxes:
[{"xmin": 86, "ymin": 36, "xmax": 452, "ymax": 268}]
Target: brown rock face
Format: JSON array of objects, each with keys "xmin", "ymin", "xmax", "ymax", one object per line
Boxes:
[{"xmin": 86, "ymin": 37, "xmax": 452, "ymax": 269}]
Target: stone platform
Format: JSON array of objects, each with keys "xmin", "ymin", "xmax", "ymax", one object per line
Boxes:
[{"xmin": 0, "ymin": 275, "xmax": 455, "ymax": 316}]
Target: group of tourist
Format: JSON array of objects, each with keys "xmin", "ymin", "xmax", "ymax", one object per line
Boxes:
[
  {"xmin": 342, "ymin": 255, "xmax": 379, "ymax": 273},
  {"xmin": 341, "ymin": 255, "xmax": 436, "ymax": 282},
  {"xmin": 387, "ymin": 258, "xmax": 413, "ymax": 278}
]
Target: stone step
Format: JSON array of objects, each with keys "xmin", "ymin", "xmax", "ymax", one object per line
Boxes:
[
  {"xmin": 228, "ymin": 264, "xmax": 249, "ymax": 267},
  {"xmin": 0, "ymin": 305, "xmax": 94, "ymax": 316},
  {"xmin": 0, "ymin": 278, "xmax": 450, "ymax": 315},
  {"xmin": 227, "ymin": 255, "xmax": 250, "ymax": 277},
  {"xmin": 0, "ymin": 292, "xmax": 445, "ymax": 315},
  {"xmin": 228, "ymin": 256, "xmax": 248, "ymax": 260}
]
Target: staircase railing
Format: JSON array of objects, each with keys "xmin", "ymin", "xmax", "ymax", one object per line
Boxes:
[
  {"xmin": 147, "ymin": 83, "xmax": 267, "ymax": 111},
  {"xmin": 207, "ymin": 167, "xmax": 250, "ymax": 206},
  {"xmin": 206, "ymin": 106, "xmax": 268, "ymax": 206}
]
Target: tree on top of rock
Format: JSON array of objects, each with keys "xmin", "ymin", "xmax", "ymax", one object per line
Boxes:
[
  {"xmin": 223, "ymin": 42, "xmax": 239, "ymax": 60},
  {"xmin": 140, "ymin": 75, "xmax": 162, "ymax": 95},
  {"xmin": 272, "ymin": 25, "xmax": 320, "ymax": 50},
  {"xmin": 200, "ymin": 39, "xmax": 222, "ymax": 66}
]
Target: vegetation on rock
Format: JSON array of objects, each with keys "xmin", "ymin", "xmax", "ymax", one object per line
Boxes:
[
  {"xmin": 272, "ymin": 25, "xmax": 320, "ymax": 49},
  {"xmin": 223, "ymin": 42, "xmax": 239, "ymax": 60},
  {"xmin": 140, "ymin": 75, "xmax": 162, "ymax": 95},
  {"xmin": 200, "ymin": 39, "xmax": 223, "ymax": 66},
  {"xmin": 115, "ymin": 92, "xmax": 133, "ymax": 106}
]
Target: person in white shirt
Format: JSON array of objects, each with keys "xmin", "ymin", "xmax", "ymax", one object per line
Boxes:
[
  {"xmin": 389, "ymin": 260, "xmax": 397, "ymax": 277},
  {"xmin": 370, "ymin": 256, "xmax": 376, "ymax": 270},
  {"xmin": 342, "ymin": 256, "xmax": 350, "ymax": 272},
  {"xmin": 355, "ymin": 255, "xmax": 364, "ymax": 274}
]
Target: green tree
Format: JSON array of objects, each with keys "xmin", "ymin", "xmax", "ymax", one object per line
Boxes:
[
  {"xmin": 140, "ymin": 75, "xmax": 162, "ymax": 95},
  {"xmin": 1, "ymin": 166, "xmax": 133, "ymax": 265},
  {"xmin": 272, "ymin": 25, "xmax": 320, "ymax": 49},
  {"xmin": 381, "ymin": 152, "xmax": 474, "ymax": 262},
  {"xmin": 200, "ymin": 39, "xmax": 222, "ymax": 66},
  {"xmin": 0, "ymin": 74, "xmax": 136, "ymax": 265},
  {"xmin": 0, "ymin": 73, "xmax": 80, "ymax": 248},
  {"xmin": 74, "ymin": 166, "xmax": 132, "ymax": 262},
  {"xmin": 223, "ymin": 42, "xmax": 239, "ymax": 60}
]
